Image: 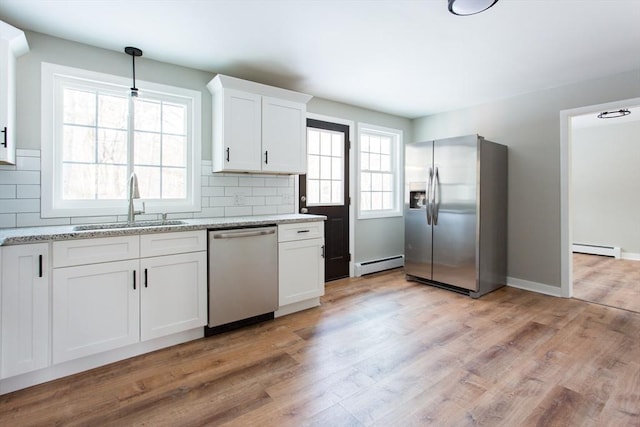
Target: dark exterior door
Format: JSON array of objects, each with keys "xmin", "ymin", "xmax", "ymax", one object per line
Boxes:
[{"xmin": 300, "ymin": 119, "xmax": 350, "ymax": 281}]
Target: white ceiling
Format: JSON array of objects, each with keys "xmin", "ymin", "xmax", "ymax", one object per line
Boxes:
[{"xmin": 1, "ymin": 0, "xmax": 639, "ymax": 119}]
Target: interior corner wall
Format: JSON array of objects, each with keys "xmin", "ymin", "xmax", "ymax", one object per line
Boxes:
[
  {"xmin": 411, "ymin": 69, "xmax": 640, "ymax": 288},
  {"xmin": 572, "ymin": 121, "xmax": 640, "ymax": 255}
]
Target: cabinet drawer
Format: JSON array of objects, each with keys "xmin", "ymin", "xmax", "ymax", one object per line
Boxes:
[
  {"xmin": 53, "ymin": 236, "xmax": 139, "ymax": 268},
  {"xmin": 140, "ymin": 230, "xmax": 206, "ymax": 258},
  {"xmin": 278, "ymin": 221, "xmax": 324, "ymax": 242}
]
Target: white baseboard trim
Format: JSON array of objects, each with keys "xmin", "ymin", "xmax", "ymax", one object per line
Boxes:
[
  {"xmin": 572, "ymin": 244, "xmax": 621, "ymax": 259},
  {"xmin": 622, "ymin": 252, "xmax": 640, "ymax": 261},
  {"xmin": 507, "ymin": 276, "xmax": 563, "ymax": 298},
  {"xmin": 355, "ymin": 255, "xmax": 404, "ymax": 277}
]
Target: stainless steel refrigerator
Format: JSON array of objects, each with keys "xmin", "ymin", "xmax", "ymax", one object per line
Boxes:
[{"xmin": 404, "ymin": 134, "xmax": 507, "ymax": 298}]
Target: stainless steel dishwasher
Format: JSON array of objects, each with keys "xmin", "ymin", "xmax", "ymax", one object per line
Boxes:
[{"xmin": 207, "ymin": 226, "xmax": 278, "ymax": 334}]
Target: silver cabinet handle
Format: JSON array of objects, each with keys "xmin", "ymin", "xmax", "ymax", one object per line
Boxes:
[{"xmin": 212, "ymin": 228, "xmax": 276, "ymax": 239}]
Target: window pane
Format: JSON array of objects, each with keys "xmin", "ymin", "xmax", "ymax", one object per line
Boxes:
[
  {"xmin": 63, "ymin": 164, "xmax": 95, "ymax": 199},
  {"xmin": 63, "ymin": 125, "xmax": 95, "ymax": 162},
  {"xmin": 382, "ymin": 192, "xmax": 393, "ymax": 209},
  {"xmin": 370, "ymin": 153, "xmax": 381, "ymax": 171},
  {"xmin": 97, "ymin": 164, "xmax": 127, "ymax": 199},
  {"xmin": 308, "ymin": 130, "xmax": 320, "ymax": 155},
  {"xmin": 307, "ymin": 179, "xmax": 320, "ymax": 205},
  {"xmin": 308, "ymin": 155, "xmax": 320, "ymax": 179},
  {"xmin": 136, "ymin": 166, "xmax": 161, "ymax": 199},
  {"xmin": 380, "ymin": 154, "xmax": 391, "ymax": 172},
  {"xmin": 332, "ymin": 180, "xmax": 342, "ymax": 204},
  {"xmin": 162, "ymin": 103, "xmax": 186, "ymax": 135},
  {"xmin": 320, "ymin": 180, "xmax": 331, "ymax": 204},
  {"xmin": 163, "ymin": 135, "xmax": 186, "ymax": 167},
  {"xmin": 360, "ymin": 152, "xmax": 369, "ymax": 170},
  {"xmin": 320, "ymin": 156, "xmax": 331, "ymax": 180},
  {"xmin": 320, "ymin": 132, "xmax": 332, "ymax": 156},
  {"xmin": 98, "ymin": 129, "xmax": 127, "ymax": 164},
  {"xmin": 162, "ymin": 167, "xmax": 186, "ymax": 199},
  {"xmin": 361, "ymin": 192, "xmax": 371, "ymax": 211},
  {"xmin": 135, "ymin": 99, "xmax": 161, "ymax": 132},
  {"xmin": 372, "ymin": 192, "xmax": 383, "ymax": 210},
  {"xmin": 331, "ymin": 157, "xmax": 342, "ymax": 180},
  {"xmin": 361, "ymin": 172, "xmax": 371, "ymax": 191},
  {"xmin": 98, "ymin": 94, "xmax": 128, "ymax": 129},
  {"xmin": 383, "ymin": 173, "xmax": 393, "ymax": 191},
  {"xmin": 361, "ymin": 134, "xmax": 369, "ymax": 152},
  {"xmin": 63, "ymin": 88, "xmax": 95, "ymax": 126},
  {"xmin": 380, "ymin": 137, "xmax": 391, "ymax": 155},
  {"xmin": 371, "ymin": 172, "xmax": 382, "ymax": 191},
  {"xmin": 134, "ymin": 132, "xmax": 161, "ymax": 166},
  {"xmin": 331, "ymin": 133, "xmax": 343, "ymax": 157},
  {"xmin": 370, "ymin": 135, "xmax": 380, "ymax": 153}
]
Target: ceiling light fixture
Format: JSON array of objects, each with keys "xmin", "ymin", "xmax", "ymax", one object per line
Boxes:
[
  {"xmin": 597, "ymin": 109, "xmax": 631, "ymax": 119},
  {"xmin": 124, "ymin": 46, "xmax": 143, "ymax": 97},
  {"xmin": 448, "ymin": 0, "xmax": 499, "ymax": 16}
]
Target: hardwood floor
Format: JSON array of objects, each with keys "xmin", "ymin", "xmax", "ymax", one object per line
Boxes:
[
  {"xmin": 1, "ymin": 269, "xmax": 639, "ymax": 426},
  {"xmin": 573, "ymin": 253, "xmax": 640, "ymax": 313}
]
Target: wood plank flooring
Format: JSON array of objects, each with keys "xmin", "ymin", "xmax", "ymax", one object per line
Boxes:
[
  {"xmin": 573, "ymin": 253, "xmax": 640, "ymax": 313},
  {"xmin": 1, "ymin": 269, "xmax": 639, "ymax": 426}
]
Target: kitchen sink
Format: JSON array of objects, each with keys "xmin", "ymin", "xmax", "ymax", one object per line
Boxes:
[{"xmin": 72, "ymin": 220, "xmax": 186, "ymax": 231}]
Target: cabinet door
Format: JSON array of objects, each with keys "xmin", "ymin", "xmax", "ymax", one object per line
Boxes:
[
  {"xmin": 278, "ymin": 237, "xmax": 325, "ymax": 307},
  {"xmin": 1, "ymin": 243, "xmax": 49, "ymax": 378},
  {"xmin": 52, "ymin": 260, "xmax": 139, "ymax": 364},
  {"xmin": 262, "ymin": 96, "xmax": 307, "ymax": 174},
  {"xmin": 219, "ymin": 88, "xmax": 262, "ymax": 172},
  {"xmin": 0, "ymin": 38, "xmax": 15, "ymax": 165},
  {"xmin": 140, "ymin": 252, "xmax": 207, "ymax": 341}
]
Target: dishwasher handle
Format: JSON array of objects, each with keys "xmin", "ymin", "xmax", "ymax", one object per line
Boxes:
[{"xmin": 211, "ymin": 228, "xmax": 276, "ymax": 239}]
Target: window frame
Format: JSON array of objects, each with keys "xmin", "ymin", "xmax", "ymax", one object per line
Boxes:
[
  {"xmin": 357, "ymin": 123, "xmax": 403, "ymax": 219},
  {"xmin": 41, "ymin": 62, "xmax": 201, "ymax": 218}
]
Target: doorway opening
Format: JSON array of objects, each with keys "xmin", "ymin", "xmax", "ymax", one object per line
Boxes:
[{"xmin": 560, "ymin": 97, "xmax": 640, "ymax": 312}]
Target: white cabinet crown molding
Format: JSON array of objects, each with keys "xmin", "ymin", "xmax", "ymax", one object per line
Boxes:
[{"xmin": 207, "ymin": 74, "xmax": 312, "ymax": 104}]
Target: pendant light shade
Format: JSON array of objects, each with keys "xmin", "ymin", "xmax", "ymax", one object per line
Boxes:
[
  {"xmin": 124, "ymin": 46, "xmax": 142, "ymax": 97},
  {"xmin": 448, "ymin": 0, "xmax": 499, "ymax": 16}
]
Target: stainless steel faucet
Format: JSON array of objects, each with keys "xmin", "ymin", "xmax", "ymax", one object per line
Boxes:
[{"xmin": 127, "ymin": 172, "xmax": 145, "ymax": 224}]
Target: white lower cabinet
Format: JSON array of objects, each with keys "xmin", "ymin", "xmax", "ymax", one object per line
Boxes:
[
  {"xmin": 1, "ymin": 243, "xmax": 49, "ymax": 379},
  {"xmin": 277, "ymin": 222, "xmax": 325, "ymax": 314},
  {"xmin": 140, "ymin": 251, "xmax": 207, "ymax": 341},
  {"xmin": 52, "ymin": 260, "xmax": 139, "ymax": 364},
  {"xmin": 51, "ymin": 231, "xmax": 207, "ymax": 364}
]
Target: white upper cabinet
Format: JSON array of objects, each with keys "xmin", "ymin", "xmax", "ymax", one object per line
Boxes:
[
  {"xmin": 0, "ymin": 20, "xmax": 29, "ymax": 166},
  {"xmin": 207, "ymin": 74, "xmax": 312, "ymax": 174}
]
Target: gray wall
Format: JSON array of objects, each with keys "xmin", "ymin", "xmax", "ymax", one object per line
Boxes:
[
  {"xmin": 413, "ymin": 69, "xmax": 640, "ymax": 287},
  {"xmin": 572, "ymin": 121, "xmax": 640, "ymax": 255},
  {"xmin": 12, "ymin": 31, "xmax": 410, "ymax": 266}
]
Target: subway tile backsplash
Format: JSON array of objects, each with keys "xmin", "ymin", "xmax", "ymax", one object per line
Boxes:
[{"xmin": 0, "ymin": 152, "xmax": 296, "ymax": 229}]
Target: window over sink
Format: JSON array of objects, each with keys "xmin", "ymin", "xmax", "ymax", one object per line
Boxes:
[{"xmin": 41, "ymin": 63, "xmax": 201, "ymax": 218}]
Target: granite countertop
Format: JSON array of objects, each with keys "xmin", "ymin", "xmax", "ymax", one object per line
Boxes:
[{"xmin": 0, "ymin": 214, "xmax": 326, "ymax": 246}]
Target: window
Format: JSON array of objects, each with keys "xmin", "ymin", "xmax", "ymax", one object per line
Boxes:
[
  {"xmin": 358, "ymin": 123, "xmax": 402, "ymax": 218},
  {"xmin": 41, "ymin": 63, "xmax": 201, "ymax": 217},
  {"xmin": 306, "ymin": 126, "xmax": 345, "ymax": 206}
]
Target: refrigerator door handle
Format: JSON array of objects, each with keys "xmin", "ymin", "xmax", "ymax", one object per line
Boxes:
[
  {"xmin": 426, "ymin": 167, "xmax": 433, "ymax": 225},
  {"xmin": 433, "ymin": 166, "xmax": 440, "ymax": 225}
]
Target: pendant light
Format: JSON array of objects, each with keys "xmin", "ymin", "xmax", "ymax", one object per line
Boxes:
[
  {"xmin": 124, "ymin": 46, "xmax": 142, "ymax": 97},
  {"xmin": 448, "ymin": 0, "xmax": 499, "ymax": 16}
]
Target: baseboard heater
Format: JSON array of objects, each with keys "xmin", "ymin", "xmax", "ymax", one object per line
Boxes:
[
  {"xmin": 572, "ymin": 243, "xmax": 621, "ymax": 259},
  {"xmin": 355, "ymin": 255, "xmax": 404, "ymax": 277}
]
